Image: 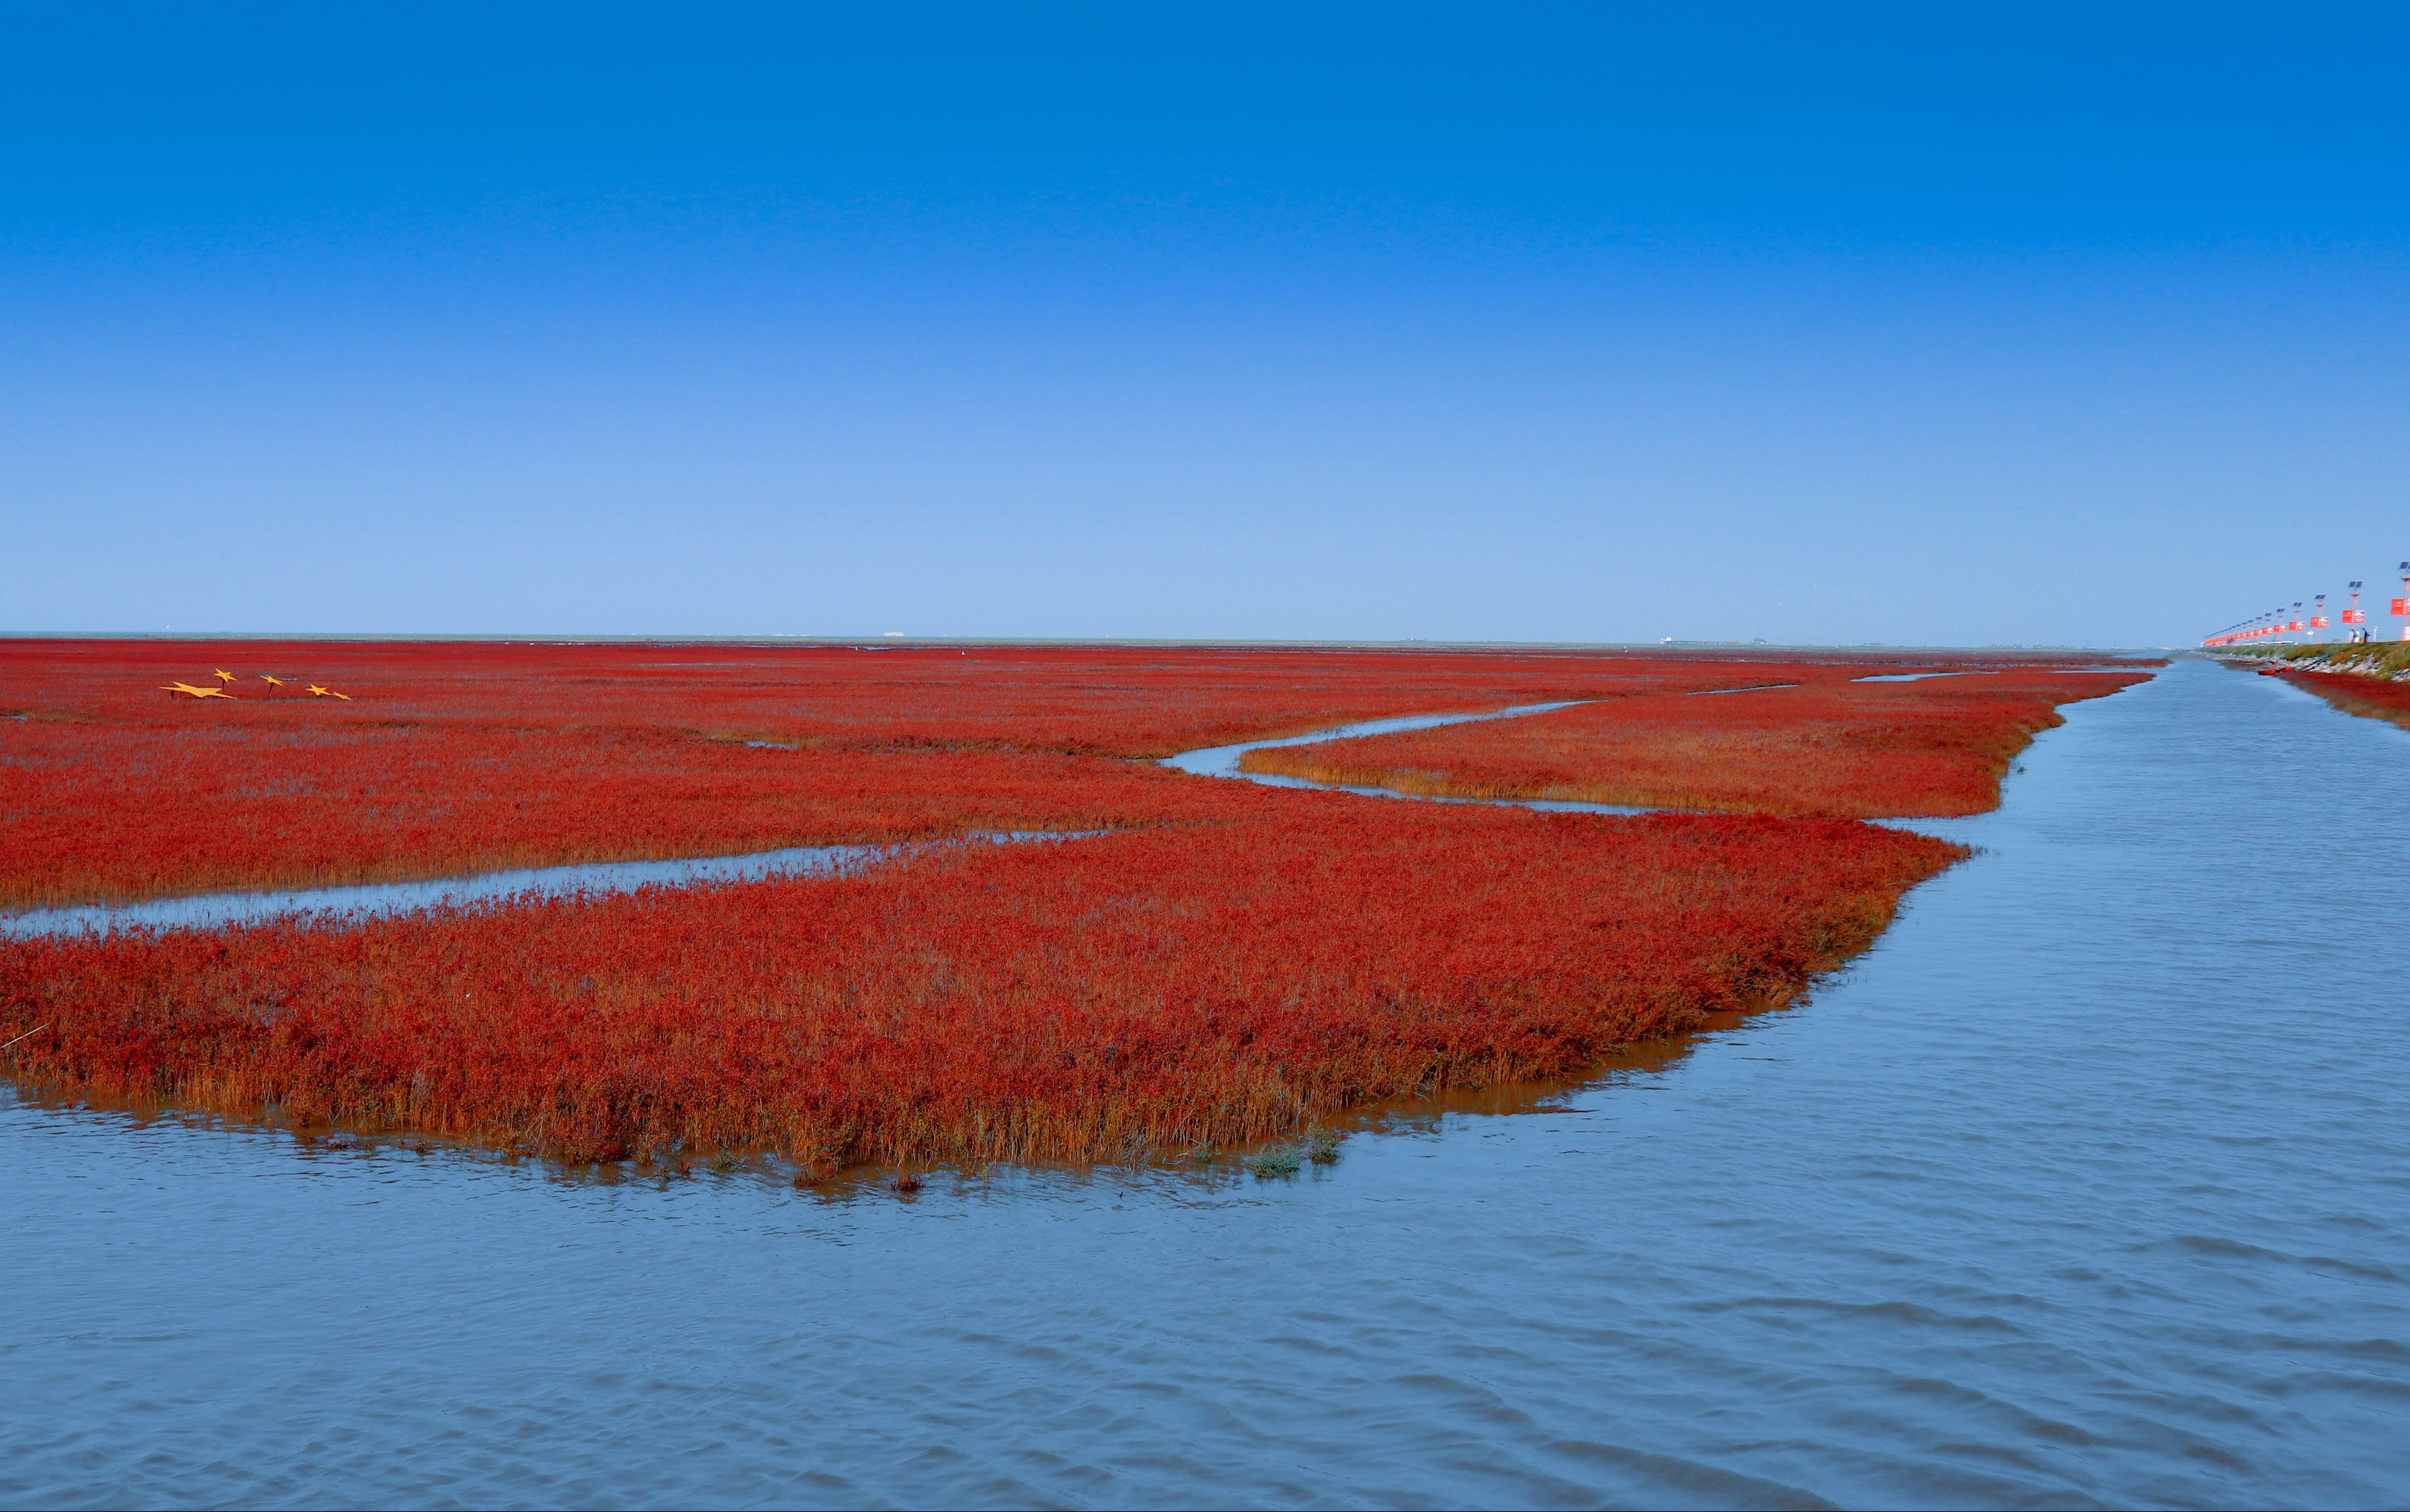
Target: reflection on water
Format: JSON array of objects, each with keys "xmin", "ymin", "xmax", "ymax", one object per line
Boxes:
[{"xmin": 5, "ymin": 658, "xmax": 2408, "ymax": 1508}]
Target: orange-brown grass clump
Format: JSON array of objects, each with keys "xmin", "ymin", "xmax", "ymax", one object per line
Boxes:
[
  {"xmin": 0, "ymin": 802, "xmax": 1963, "ymax": 1168},
  {"xmin": 1242, "ymin": 669, "xmax": 2153, "ymax": 818},
  {"xmin": 1, "ymin": 639, "xmax": 1959, "ymax": 909}
]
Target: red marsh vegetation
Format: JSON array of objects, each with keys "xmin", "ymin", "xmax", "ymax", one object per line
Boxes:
[
  {"xmin": 1, "ymin": 802, "xmax": 1963, "ymax": 1169},
  {"xmin": 3, "ymin": 637, "xmax": 1928, "ymax": 757},
  {"xmin": 1241, "ymin": 668, "xmax": 2155, "ymax": 818},
  {"xmin": 3, "ymin": 638, "xmax": 1962, "ymax": 908},
  {"xmin": 0, "ymin": 638, "xmax": 2144, "ymax": 1170},
  {"xmin": 2271, "ymin": 669, "xmax": 2410, "ymax": 731}
]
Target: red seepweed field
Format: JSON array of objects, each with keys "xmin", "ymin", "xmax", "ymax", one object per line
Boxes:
[
  {"xmin": 1, "ymin": 639, "xmax": 2145, "ymax": 1173},
  {"xmin": 1242, "ymin": 667, "xmax": 2153, "ymax": 818},
  {"xmin": 2272, "ymin": 668, "xmax": 2410, "ymax": 731},
  {"xmin": 5, "ymin": 804, "xmax": 1960, "ymax": 1169},
  {"xmin": 5, "ymin": 637, "xmax": 1911, "ymax": 909}
]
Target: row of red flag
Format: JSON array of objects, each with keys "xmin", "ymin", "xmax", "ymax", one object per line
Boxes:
[{"xmin": 2202, "ymin": 567, "xmax": 2410, "ymax": 648}]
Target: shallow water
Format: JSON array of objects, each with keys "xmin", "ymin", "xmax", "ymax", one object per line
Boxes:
[
  {"xmin": 1159, "ymin": 699, "xmax": 1591, "ymax": 778},
  {"xmin": 0, "ymin": 833, "xmax": 1071, "ymax": 939},
  {"xmin": 6, "ymin": 657, "xmax": 2407, "ymax": 1509},
  {"xmin": 1168, "ymin": 699, "xmax": 1655, "ymax": 816},
  {"xmin": 0, "ymin": 844, "xmax": 882, "ymax": 938}
]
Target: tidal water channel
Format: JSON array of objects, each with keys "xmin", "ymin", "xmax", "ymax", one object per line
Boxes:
[{"xmin": 4, "ymin": 656, "xmax": 2406, "ymax": 1509}]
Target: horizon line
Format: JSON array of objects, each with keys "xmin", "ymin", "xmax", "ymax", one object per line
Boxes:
[{"xmin": 0, "ymin": 631, "xmax": 2169, "ymax": 654}]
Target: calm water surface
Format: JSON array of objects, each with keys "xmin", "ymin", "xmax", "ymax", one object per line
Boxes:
[
  {"xmin": 6, "ymin": 657, "xmax": 2407, "ymax": 1509},
  {"xmin": 0, "ymin": 834, "xmax": 1095, "ymax": 939},
  {"xmin": 0, "ymin": 843, "xmax": 883, "ymax": 938}
]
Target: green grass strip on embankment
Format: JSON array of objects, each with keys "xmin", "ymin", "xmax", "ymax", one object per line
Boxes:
[{"xmin": 2223, "ymin": 642, "xmax": 2410, "ymax": 679}]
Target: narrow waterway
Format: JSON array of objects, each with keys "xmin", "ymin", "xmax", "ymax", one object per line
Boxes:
[
  {"xmin": 0, "ymin": 842, "xmax": 884, "ymax": 938},
  {"xmin": 1165, "ymin": 697, "xmax": 1656, "ymax": 814},
  {"xmin": 6, "ymin": 695, "xmax": 1632, "ymax": 939},
  {"xmin": 3, "ymin": 669, "xmax": 1979, "ymax": 938},
  {"xmin": 0, "ymin": 833, "xmax": 1086, "ymax": 939},
  {"xmin": 5, "ymin": 657, "xmax": 2406, "ymax": 1509}
]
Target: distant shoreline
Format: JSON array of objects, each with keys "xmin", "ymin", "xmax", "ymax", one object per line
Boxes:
[{"xmin": 0, "ymin": 629, "xmax": 2164, "ymax": 657}]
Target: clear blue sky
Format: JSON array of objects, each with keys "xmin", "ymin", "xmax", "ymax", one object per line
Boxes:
[{"xmin": 7, "ymin": 4, "xmax": 2405, "ymax": 646}]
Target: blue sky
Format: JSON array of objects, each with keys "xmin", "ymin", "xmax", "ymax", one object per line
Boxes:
[{"xmin": 7, "ymin": 4, "xmax": 2406, "ymax": 645}]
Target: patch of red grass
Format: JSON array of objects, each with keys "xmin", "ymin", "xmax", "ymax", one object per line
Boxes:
[
  {"xmin": 2, "ymin": 638, "xmax": 1951, "ymax": 755},
  {"xmin": 0, "ymin": 722, "xmax": 1276, "ymax": 910},
  {"xmin": 0, "ymin": 802, "xmax": 1963, "ymax": 1168},
  {"xmin": 2275, "ymin": 669, "xmax": 2410, "ymax": 730},
  {"xmin": 0, "ymin": 639, "xmax": 2001, "ymax": 908},
  {"xmin": 1241, "ymin": 669, "xmax": 2153, "ymax": 818}
]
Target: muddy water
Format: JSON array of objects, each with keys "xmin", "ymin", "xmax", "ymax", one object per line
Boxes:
[{"xmin": 6, "ymin": 657, "xmax": 2408, "ymax": 1508}]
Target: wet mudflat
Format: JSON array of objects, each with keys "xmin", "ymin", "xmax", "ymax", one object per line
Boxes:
[{"xmin": 4, "ymin": 657, "xmax": 2406, "ymax": 1509}]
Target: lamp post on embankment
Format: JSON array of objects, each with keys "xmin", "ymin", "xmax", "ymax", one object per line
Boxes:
[{"xmin": 2194, "ymin": 567, "xmax": 2408, "ymax": 654}]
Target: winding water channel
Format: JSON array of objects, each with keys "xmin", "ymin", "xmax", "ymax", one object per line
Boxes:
[
  {"xmin": 3, "ymin": 668, "xmax": 2069, "ymax": 939},
  {"xmin": 5, "ymin": 656, "xmax": 2407, "ymax": 1508},
  {"xmin": 1162, "ymin": 698, "xmax": 1651, "ymax": 815},
  {"xmin": 3, "ymin": 698, "xmax": 1629, "ymax": 938}
]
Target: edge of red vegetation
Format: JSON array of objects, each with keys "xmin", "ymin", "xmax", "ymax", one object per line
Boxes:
[
  {"xmin": 1, "ymin": 807, "xmax": 1965, "ymax": 1169},
  {"xmin": 1242, "ymin": 669, "xmax": 2152, "ymax": 818},
  {"xmin": 2267, "ymin": 669, "xmax": 2410, "ymax": 730}
]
